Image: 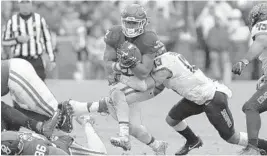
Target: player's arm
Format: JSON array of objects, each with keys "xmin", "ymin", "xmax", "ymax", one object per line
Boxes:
[
  {"xmin": 120, "ymin": 69, "xmax": 171, "ymax": 91},
  {"xmin": 242, "ymin": 34, "xmax": 267, "ymax": 63},
  {"xmin": 41, "ymin": 17, "xmax": 55, "ymax": 62},
  {"xmin": 2, "ymin": 19, "xmax": 18, "ymax": 46},
  {"xmin": 131, "ymin": 32, "xmax": 162, "ymax": 80},
  {"xmin": 232, "ymin": 34, "xmax": 267, "ymax": 75},
  {"xmin": 131, "ymin": 53, "xmax": 155, "ymax": 80}
]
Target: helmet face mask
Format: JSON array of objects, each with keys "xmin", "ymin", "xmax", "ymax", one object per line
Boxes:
[
  {"xmin": 121, "ymin": 4, "xmax": 147, "ymax": 38},
  {"xmin": 122, "ymin": 17, "xmax": 147, "ymax": 38}
]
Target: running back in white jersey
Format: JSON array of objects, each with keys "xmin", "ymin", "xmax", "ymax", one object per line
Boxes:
[
  {"xmin": 251, "ymin": 20, "xmax": 267, "ymax": 74},
  {"xmin": 152, "ymin": 52, "xmax": 217, "ymax": 105}
]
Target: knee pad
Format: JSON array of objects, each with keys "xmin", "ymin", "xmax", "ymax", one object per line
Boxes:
[
  {"xmin": 165, "ymin": 115, "xmax": 182, "ymax": 127},
  {"xmin": 226, "ymin": 132, "xmax": 248, "ymax": 146},
  {"xmin": 242, "ymin": 102, "xmax": 257, "ymax": 113}
]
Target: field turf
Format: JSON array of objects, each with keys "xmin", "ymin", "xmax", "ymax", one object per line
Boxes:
[{"xmin": 2, "ymin": 80, "xmax": 267, "ymax": 155}]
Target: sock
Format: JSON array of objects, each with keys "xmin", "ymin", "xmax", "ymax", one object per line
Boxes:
[
  {"xmin": 245, "ymin": 110, "xmax": 261, "ymax": 146},
  {"xmin": 119, "ymin": 122, "xmax": 129, "ymax": 136},
  {"xmin": 68, "ymin": 100, "xmax": 98, "ymax": 116},
  {"xmin": 147, "ymin": 136, "xmax": 159, "ymax": 149},
  {"xmin": 237, "ymin": 132, "xmax": 248, "ymax": 147},
  {"xmin": 258, "ymin": 139, "xmax": 267, "ymax": 151},
  {"xmin": 177, "ymin": 126, "xmax": 198, "ymax": 143},
  {"xmin": 88, "ymin": 102, "xmax": 99, "ymax": 113}
]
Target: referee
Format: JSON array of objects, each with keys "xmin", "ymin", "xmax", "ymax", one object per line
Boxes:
[{"xmin": 2, "ymin": 0, "xmax": 55, "ymax": 81}]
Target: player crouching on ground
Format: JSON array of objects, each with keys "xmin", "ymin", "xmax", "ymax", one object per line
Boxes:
[
  {"xmin": 1, "ymin": 58, "xmax": 74, "ymax": 134},
  {"xmin": 119, "ymin": 50, "xmax": 267, "ymax": 155},
  {"xmin": 1, "ymin": 116, "xmax": 107, "ymax": 155},
  {"xmin": 232, "ymin": 3, "xmax": 267, "ymax": 155}
]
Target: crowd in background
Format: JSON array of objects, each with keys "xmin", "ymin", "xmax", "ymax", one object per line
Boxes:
[{"xmin": 1, "ymin": 0, "xmax": 265, "ymax": 82}]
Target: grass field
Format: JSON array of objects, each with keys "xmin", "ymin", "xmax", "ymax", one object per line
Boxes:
[{"xmin": 2, "ymin": 80, "xmax": 267, "ymax": 155}]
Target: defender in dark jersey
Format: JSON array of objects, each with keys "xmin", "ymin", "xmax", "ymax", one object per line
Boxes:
[{"xmin": 232, "ymin": 3, "xmax": 267, "ymax": 155}]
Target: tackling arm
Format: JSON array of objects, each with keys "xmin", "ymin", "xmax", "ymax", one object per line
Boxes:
[
  {"xmin": 131, "ymin": 53, "xmax": 155, "ymax": 80},
  {"xmin": 120, "ymin": 69, "xmax": 171, "ymax": 91}
]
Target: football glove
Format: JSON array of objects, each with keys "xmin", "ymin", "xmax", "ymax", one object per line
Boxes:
[
  {"xmin": 232, "ymin": 59, "xmax": 249, "ymax": 75},
  {"xmin": 257, "ymin": 75, "xmax": 266, "ymax": 90},
  {"xmin": 118, "ymin": 41, "xmax": 141, "ymax": 68}
]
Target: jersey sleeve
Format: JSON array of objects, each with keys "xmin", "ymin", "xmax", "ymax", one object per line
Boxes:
[
  {"xmin": 19, "ymin": 133, "xmax": 50, "ymax": 155},
  {"xmin": 142, "ymin": 31, "xmax": 164, "ymax": 55},
  {"xmin": 103, "ymin": 26, "xmax": 121, "ymax": 48},
  {"xmin": 152, "ymin": 54, "xmax": 174, "ymax": 79},
  {"xmin": 251, "ymin": 20, "xmax": 267, "ymax": 41}
]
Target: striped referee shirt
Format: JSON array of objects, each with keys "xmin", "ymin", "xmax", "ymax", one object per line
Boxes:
[{"xmin": 2, "ymin": 13, "xmax": 55, "ymax": 62}]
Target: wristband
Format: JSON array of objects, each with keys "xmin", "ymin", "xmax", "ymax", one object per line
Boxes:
[
  {"xmin": 240, "ymin": 59, "xmax": 249, "ymax": 66},
  {"xmin": 112, "ymin": 62, "xmax": 121, "ymax": 72}
]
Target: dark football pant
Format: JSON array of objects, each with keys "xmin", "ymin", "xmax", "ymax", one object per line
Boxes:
[
  {"xmin": 242, "ymin": 83, "xmax": 267, "ymax": 114},
  {"xmin": 168, "ymin": 91, "xmax": 235, "ymax": 141}
]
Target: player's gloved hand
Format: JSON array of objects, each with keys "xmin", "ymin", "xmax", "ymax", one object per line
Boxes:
[
  {"xmin": 257, "ymin": 75, "xmax": 266, "ymax": 90},
  {"xmin": 232, "ymin": 59, "xmax": 249, "ymax": 75},
  {"xmin": 108, "ymin": 72, "xmax": 121, "ymax": 85},
  {"xmin": 119, "ymin": 52, "xmax": 140, "ymax": 68}
]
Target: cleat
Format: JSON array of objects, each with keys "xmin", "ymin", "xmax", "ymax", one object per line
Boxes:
[
  {"xmin": 175, "ymin": 136, "xmax": 203, "ymax": 155},
  {"xmin": 41, "ymin": 110, "xmax": 60, "ymax": 138},
  {"xmin": 110, "ymin": 135, "xmax": 131, "ymax": 151},
  {"xmin": 57, "ymin": 100, "xmax": 74, "ymax": 133},
  {"xmin": 239, "ymin": 144, "xmax": 266, "ymax": 155},
  {"xmin": 153, "ymin": 141, "xmax": 168, "ymax": 155}
]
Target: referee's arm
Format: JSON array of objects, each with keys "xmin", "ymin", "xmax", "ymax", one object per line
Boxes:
[
  {"xmin": 41, "ymin": 17, "xmax": 55, "ymax": 62},
  {"xmin": 2, "ymin": 19, "xmax": 18, "ymax": 46}
]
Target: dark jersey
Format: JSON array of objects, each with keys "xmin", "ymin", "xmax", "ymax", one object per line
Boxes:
[
  {"xmin": 1, "ymin": 60, "xmax": 10, "ymax": 96},
  {"xmin": 104, "ymin": 25, "xmax": 163, "ymax": 60}
]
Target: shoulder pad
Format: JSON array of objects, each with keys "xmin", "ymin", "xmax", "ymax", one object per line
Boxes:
[
  {"xmin": 141, "ymin": 31, "xmax": 159, "ymax": 47},
  {"xmin": 251, "ymin": 20, "xmax": 267, "ymax": 40},
  {"xmin": 104, "ymin": 25, "xmax": 123, "ymax": 48}
]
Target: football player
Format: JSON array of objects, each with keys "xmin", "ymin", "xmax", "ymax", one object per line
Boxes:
[
  {"xmin": 232, "ymin": 3, "xmax": 267, "ymax": 155},
  {"xmin": 119, "ymin": 51, "xmax": 267, "ymax": 155},
  {"xmin": 101, "ymin": 3, "xmax": 168, "ymax": 153},
  {"xmin": 1, "ymin": 116, "xmax": 107, "ymax": 155},
  {"xmin": 1, "ymin": 58, "xmax": 73, "ymax": 133}
]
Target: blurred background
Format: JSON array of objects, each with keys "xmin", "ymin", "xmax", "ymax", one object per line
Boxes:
[{"xmin": 1, "ymin": 0, "xmax": 265, "ymax": 83}]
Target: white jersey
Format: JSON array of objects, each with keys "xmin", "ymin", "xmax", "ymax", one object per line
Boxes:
[
  {"xmin": 152, "ymin": 52, "xmax": 232, "ymax": 105},
  {"xmin": 251, "ymin": 20, "xmax": 267, "ymax": 75}
]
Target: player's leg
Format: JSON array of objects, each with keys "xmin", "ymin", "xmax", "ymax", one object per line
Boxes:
[
  {"xmin": 204, "ymin": 91, "xmax": 267, "ymax": 154},
  {"xmin": 73, "ymin": 115, "xmax": 107, "ymax": 155},
  {"xmin": 166, "ymin": 98, "xmax": 204, "ymax": 155},
  {"xmin": 242, "ymin": 83, "xmax": 267, "ymax": 153},
  {"xmin": 108, "ymin": 82, "xmax": 132, "ymax": 150},
  {"xmin": 128, "ymin": 102, "xmax": 168, "ymax": 155},
  {"xmin": 8, "ymin": 59, "xmax": 73, "ymax": 133}
]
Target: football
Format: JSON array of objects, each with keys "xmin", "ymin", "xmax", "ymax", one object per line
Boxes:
[{"xmin": 119, "ymin": 41, "xmax": 142, "ymax": 62}]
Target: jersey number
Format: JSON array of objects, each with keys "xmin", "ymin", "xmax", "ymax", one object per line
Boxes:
[
  {"xmin": 34, "ymin": 144, "xmax": 46, "ymax": 156},
  {"xmin": 256, "ymin": 23, "xmax": 267, "ymax": 31},
  {"xmin": 177, "ymin": 54, "xmax": 196, "ymax": 73},
  {"xmin": 154, "ymin": 58, "xmax": 162, "ymax": 68}
]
